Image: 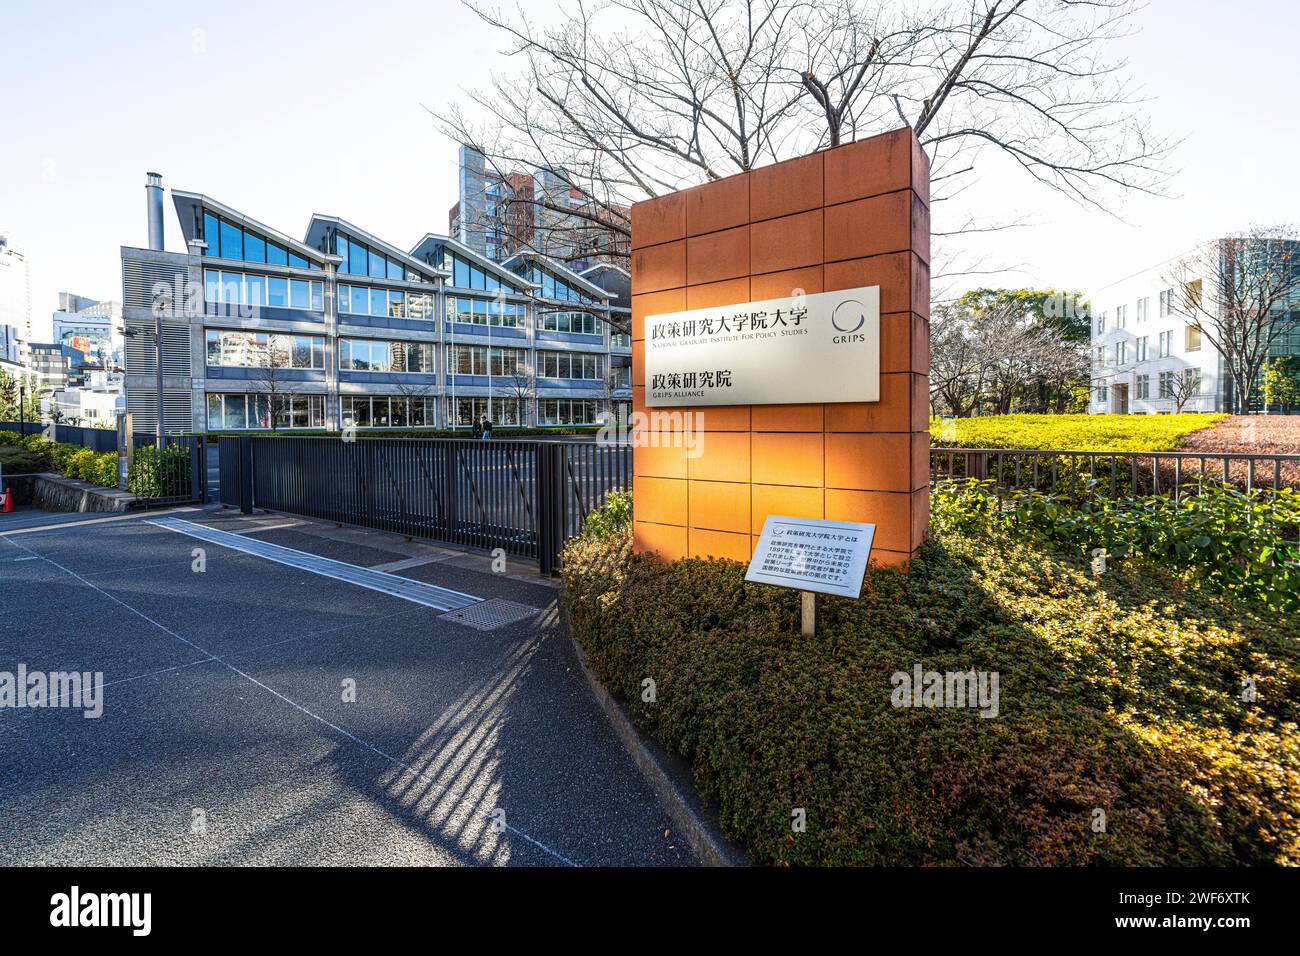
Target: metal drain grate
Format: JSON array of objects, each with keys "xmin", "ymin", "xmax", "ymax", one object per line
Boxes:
[
  {"xmin": 438, "ymin": 598, "xmax": 540, "ymax": 631},
  {"xmin": 148, "ymin": 517, "xmax": 480, "ymax": 612}
]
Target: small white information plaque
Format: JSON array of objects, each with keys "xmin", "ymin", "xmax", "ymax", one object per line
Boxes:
[{"xmin": 745, "ymin": 516, "xmax": 876, "ymax": 599}]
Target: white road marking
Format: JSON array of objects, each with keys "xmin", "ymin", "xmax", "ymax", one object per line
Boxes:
[
  {"xmin": 148, "ymin": 517, "xmax": 480, "ymax": 612},
  {"xmin": 1, "ymin": 530, "xmax": 576, "ymax": 867}
]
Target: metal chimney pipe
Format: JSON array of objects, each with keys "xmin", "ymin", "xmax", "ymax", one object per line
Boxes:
[{"xmin": 145, "ymin": 172, "xmax": 164, "ymax": 251}]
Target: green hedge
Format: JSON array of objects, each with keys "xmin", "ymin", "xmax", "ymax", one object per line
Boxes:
[
  {"xmin": 932, "ymin": 479, "xmax": 1300, "ymax": 612},
  {"xmin": 0, "ymin": 430, "xmax": 118, "ymax": 488},
  {"xmin": 561, "ymin": 502, "xmax": 1300, "ymax": 865},
  {"xmin": 930, "ymin": 413, "xmax": 1227, "ymax": 452}
]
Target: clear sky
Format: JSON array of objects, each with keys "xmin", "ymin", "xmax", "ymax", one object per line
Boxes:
[{"xmin": 2, "ymin": 0, "xmax": 1298, "ymax": 337}]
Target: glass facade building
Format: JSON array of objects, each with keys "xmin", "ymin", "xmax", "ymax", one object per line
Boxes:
[{"xmin": 120, "ymin": 186, "xmax": 632, "ymax": 432}]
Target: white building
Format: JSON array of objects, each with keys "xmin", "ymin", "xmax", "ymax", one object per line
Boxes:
[
  {"xmin": 52, "ymin": 292, "xmax": 123, "ymax": 370},
  {"xmin": 1088, "ymin": 252, "xmax": 1222, "ymax": 414},
  {"xmin": 0, "ymin": 233, "xmax": 32, "ymax": 342}
]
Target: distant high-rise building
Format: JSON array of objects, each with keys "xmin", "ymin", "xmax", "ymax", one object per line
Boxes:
[
  {"xmin": 0, "ymin": 233, "xmax": 33, "ymax": 341},
  {"xmin": 449, "ymin": 147, "xmax": 629, "ymax": 267},
  {"xmin": 0, "ymin": 321, "xmax": 18, "ymax": 364},
  {"xmin": 52, "ymin": 291, "xmax": 123, "ymax": 371}
]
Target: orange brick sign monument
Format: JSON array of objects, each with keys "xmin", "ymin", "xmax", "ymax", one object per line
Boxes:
[{"xmin": 629, "ymin": 126, "xmax": 931, "ymax": 570}]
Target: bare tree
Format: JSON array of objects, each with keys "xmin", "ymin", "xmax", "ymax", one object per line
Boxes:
[
  {"xmin": 248, "ymin": 337, "xmax": 294, "ymax": 431},
  {"xmin": 930, "ymin": 293, "xmax": 1087, "ymax": 416},
  {"xmin": 502, "ymin": 362, "xmax": 537, "ymax": 427},
  {"xmin": 435, "ymin": 0, "xmax": 1172, "ymax": 275},
  {"xmin": 1167, "ymin": 367, "xmax": 1201, "ymax": 414},
  {"xmin": 390, "ymin": 380, "xmax": 439, "ymax": 428},
  {"xmin": 929, "ymin": 302, "xmax": 984, "ymax": 417},
  {"xmin": 1165, "ymin": 227, "xmax": 1300, "ymax": 414}
]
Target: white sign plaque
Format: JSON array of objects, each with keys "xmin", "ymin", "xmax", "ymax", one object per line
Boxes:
[
  {"xmin": 644, "ymin": 286, "xmax": 880, "ymax": 406},
  {"xmin": 745, "ymin": 515, "xmax": 876, "ymax": 599}
]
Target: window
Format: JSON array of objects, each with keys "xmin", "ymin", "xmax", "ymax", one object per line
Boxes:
[
  {"xmin": 1136, "ymin": 336, "xmax": 1148, "ymax": 362},
  {"xmin": 1116, "ymin": 341, "xmax": 1127, "ymax": 365},
  {"xmin": 538, "ymin": 310, "xmax": 601, "ymax": 335},
  {"xmin": 203, "ymin": 213, "xmax": 219, "ymax": 257},
  {"xmin": 446, "ymin": 397, "xmax": 520, "ymax": 428},
  {"xmin": 1185, "ymin": 325, "xmax": 1202, "ymax": 351},
  {"xmin": 537, "ymin": 398, "xmax": 598, "ymax": 425},
  {"xmin": 1158, "ymin": 371, "xmax": 1175, "ymax": 399},
  {"xmin": 244, "ymin": 232, "xmax": 266, "ymax": 263},
  {"xmin": 1136, "ymin": 297, "xmax": 1149, "ymax": 323},
  {"xmin": 537, "ymin": 350, "xmax": 602, "ymax": 380},
  {"xmin": 1096, "ymin": 385, "xmax": 1108, "ymax": 403},
  {"xmin": 1116, "ymin": 304, "xmax": 1127, "ymax": 328},
  {"xmin": 338, "ymin": 284, "xmax": 412, "ymax": 319},
  {"xmin": 446, "ymin": 345, "xmax": 525, "ymax": 377},
  {"xmin": 407, "ymin": 292, "xmax": 435, "ymax": 320},
  {"xmin": 1097, "ymin": 313, "xmax": 1106, "ymax": 335},
  {"xmin": 219, "ymin": 220, "xmax": 243, "ymax": 261},
  {"xmin": 1158, "ymin": 289, "xmax": 1173, "ymax": 317},
  {"xmin": 343, "ymin": 395, "xmax": 439, "ymax": 428},
  {"xmin": 1183, "ymin": 279, "xmax": 1203, "ymax": 311},
  {"xmin": 204, "ymin": 269, "xmax": 321, "ymax": 313},
  {"xmin": 202, "ymin": 209, "xmax": 320, "ymax": 269},
  {"xmin": 339, "ymin": 338, "xmax": 434, "ymax": 373},
  {"xmin": 267, "ymin": 277, "xmax": 288, "ymax": 308},
  {"xmin": 446, "ymin": 297, "xmax": 525, "ymax": 327},
  {"xmin": 1158, "ymin": 330, "xmax": 1173, "ymax": 357},
  {"xmin": 1136, "ymin": 374, "xmax": 1150, "ymax": 399},
  {"xmin": 205, "ymin": 330, "xmax": 325, "ymax": 369},
  {"xmin": 206, "ymin": 393, "xmax": 325, "ymax": 430}
]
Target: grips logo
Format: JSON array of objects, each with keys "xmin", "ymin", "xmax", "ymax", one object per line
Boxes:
[{"xmin": 831, "ymin": 299, "xmax": 867, "ymax": 343}]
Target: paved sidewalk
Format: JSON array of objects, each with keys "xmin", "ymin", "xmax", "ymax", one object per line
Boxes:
[{"xmin": 0, "ymin": 508, "xmax": 693, "ymax": 866}]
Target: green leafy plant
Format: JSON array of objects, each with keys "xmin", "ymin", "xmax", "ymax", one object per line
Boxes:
[
  {"xmin": 580, "ymin": 488, "xmax": 633, "ymax": 539},
  {"xmin": 561, "ymin": 523, "xmax": 1300, "ymax": 866},
  {"xmin": 127, "ymin": 444, "xmax": 191, "ymax": 498},
  {"xmin": 931, "ymin": 478, "xmax": 1300, "ymax": 611},
  {"xmin": 0, "ymin": 431, "xmax": 118, "ymax": 488}
]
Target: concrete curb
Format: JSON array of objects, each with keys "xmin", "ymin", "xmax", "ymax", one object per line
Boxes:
[{"xmin": 563, "ymin": 617, "xmax": 747, "ymax": 868}]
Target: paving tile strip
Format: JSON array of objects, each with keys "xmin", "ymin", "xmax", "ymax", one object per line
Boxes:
[{"xmin": 148, "ymin": 517, "xmax": 481, "ymax": 612}]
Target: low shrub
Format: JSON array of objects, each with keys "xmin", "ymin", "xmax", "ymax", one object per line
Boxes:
[
  {"xmin": 930, "ymin": 412, "xmax": 1227, "ymax": 452},
  {"xmin": 0, "ymin": 432, "xmax": 118, "ymax": 488},
  {"xmin": 127, "ymin": 444, "xmax": 191, "ymax": 498},
  {"xmin": 580, "ymin": 489, "xmax": 632, "ymax": 539},
  {"xmin": 932, "ymin": 479, "xmax": 1300, "ymax": 612},
  {"xmin": 0, "ymin": 445, "xmax": 49, "ymax": 476},
  {"xmin": 61, "ymin": 448, "xmax": 119, "ymax": 487},
  {"xmin": 561, "ymin": 523, "xmax": 1300, "ymax": 866}
]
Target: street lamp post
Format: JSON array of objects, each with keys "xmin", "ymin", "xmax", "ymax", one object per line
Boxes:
[{"xmin": 154, "ymin": 309, "xmax": 164, "ymax": 443}]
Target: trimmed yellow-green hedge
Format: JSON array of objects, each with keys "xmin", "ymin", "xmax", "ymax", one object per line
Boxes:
[
  {"xmin": 562, "ymin": 521, "xmax": 1300, "ymax": 866},
  {"xmin": 930, "ymin": 413, "xmax": 1227, "ymax": 452}
]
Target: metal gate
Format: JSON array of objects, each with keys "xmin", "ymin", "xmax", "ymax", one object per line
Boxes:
[{"xmin": 219, "ymin": 435, "xmax": 631, "ymax": 572}]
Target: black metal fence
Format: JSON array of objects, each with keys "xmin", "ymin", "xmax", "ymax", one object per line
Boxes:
[
  {"xmin": 219, "ymin": 435, "xmax": 632, "ymax": 572},
  {"xmin": 0, "ymin": 421, "xmax": 118, "ymax": 452},
  {"xmin": 933, "ymin": 447, "xmax": 1300, "ymax": 500},
  {"xmin": 125, "ymin": 434, "xmax": 205, "ymax": 503}
]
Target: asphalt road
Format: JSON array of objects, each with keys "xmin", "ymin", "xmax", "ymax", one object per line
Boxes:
[{"xmin": 0, "ymin": 508, "xmax": 693, "ymax": 866}]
